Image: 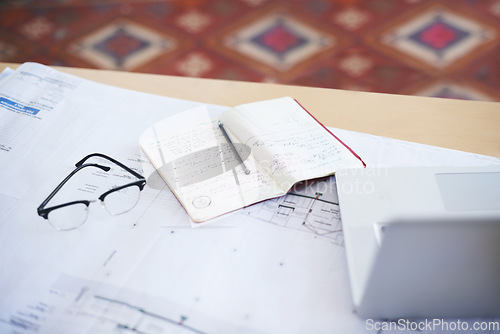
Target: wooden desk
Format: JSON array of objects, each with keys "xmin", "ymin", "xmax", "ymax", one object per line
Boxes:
[{"xmin": 2, "ymin": 62, "xmax": 499, "ymax": 157}]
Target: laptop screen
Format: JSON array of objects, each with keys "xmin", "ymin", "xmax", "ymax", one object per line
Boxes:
[{"xmin": 435, "ymin": 172, "xmax": 500, "ymax": 211}]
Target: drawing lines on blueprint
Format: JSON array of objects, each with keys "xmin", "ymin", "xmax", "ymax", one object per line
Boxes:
[
  {"xmin": 77, "ymin": 295, "xmax": 205, "ymax": 334},
  {"xmin": 241, "ymin": 177, "xmax": 344, "ymax": 246},
  {"xmin": 3, "ymin": 275, "xmax": 214, "ymax": 334}
]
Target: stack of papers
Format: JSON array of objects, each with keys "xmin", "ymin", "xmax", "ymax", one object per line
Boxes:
[{"xmin": 0, "ymin": 63, "xmax": 498, "ymax": 333}]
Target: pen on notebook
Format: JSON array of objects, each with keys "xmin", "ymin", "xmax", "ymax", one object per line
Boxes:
[{"xmin": 218, "ymin": 120, "xmax": 251, "ymax": 175}]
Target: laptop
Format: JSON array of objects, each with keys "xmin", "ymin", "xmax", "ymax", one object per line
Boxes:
[{"xmin": 335, "ymin": 165, "xmax": 500, "ymax": 319}]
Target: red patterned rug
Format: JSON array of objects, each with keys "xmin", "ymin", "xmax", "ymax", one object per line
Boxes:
[{"xmin": 1, "ymin": 0, "xmax": 499, "ymax": 101}]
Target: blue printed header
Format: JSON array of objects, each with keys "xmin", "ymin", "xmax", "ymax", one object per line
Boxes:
[{"xmin": 0, "ymin": 97, "xmax": 40, "ymax": 115}]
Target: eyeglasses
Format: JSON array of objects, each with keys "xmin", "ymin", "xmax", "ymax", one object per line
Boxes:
[{"xmin": 37, "ymin": 153, "xmax": 146, "ymax": 231}]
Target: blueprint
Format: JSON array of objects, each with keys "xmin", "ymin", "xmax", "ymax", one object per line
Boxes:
[
  {"xmin": 0, "ymin": 63, "xmax": 360, "ymax": 334},
  {"xmin": 242, "ymin": 177, "xmax": 344, "ymax": 246}
]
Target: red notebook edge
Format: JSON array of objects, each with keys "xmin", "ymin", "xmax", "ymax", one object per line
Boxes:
[{"xmin": 294, "ymin": 99, "xmax": 366, "ymax": 168}]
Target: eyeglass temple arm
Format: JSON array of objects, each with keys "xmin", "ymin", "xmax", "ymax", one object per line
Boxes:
[
  {"xmin": 76, "ymin": 153, "xmax": 145, "ymax": 180},
  {"xmin": 37, "ymin": 163, "xmax": 110, "ymax": 213}
]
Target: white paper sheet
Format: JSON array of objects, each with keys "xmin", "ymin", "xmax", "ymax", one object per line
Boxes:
[{"xmin": 0, "ymin": 63, "xmax": 498, "ymax": 334}]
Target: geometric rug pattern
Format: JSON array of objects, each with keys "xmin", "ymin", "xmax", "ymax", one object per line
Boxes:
[{"xmin": 0, "ymin": 0, "xmax": 499, "ymax": 101}]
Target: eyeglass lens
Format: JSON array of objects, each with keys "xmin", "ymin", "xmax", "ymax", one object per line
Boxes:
[
  {"xmin": 48, "ymin": 203, "xmax": 89, "ymax": 231},
  {"xmin": 103, "ymin": 185, "xmax": 141, "ymax": 216},
  {"xmin": 48, "ymin": 185, "xmax": 141, "ymax": 231}
]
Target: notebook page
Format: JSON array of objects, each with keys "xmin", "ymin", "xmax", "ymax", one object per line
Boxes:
[
  {"xmin": 140, "ymin": 106, "xmax": 283, "ymax": 222},
  {"xmin": 219, "ymin": 97, "xmax": 364, "ymax": 190}
]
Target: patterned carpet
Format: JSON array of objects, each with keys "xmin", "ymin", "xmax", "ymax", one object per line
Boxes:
[{"xmin": 1, "ymin": 0, "xmax": 499, "ymax": 101}]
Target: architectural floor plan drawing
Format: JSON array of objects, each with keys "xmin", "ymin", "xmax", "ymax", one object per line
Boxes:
[
  {"xmin": 6, "ymin": 274, "xmax": 229, "ymax": 334},
  {"xmin": 242, "ymin": 177, "xmax": 344, "ymax": 246}
]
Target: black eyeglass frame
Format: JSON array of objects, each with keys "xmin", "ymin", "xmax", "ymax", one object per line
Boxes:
[{"xmin": 37, "ymin": 153, "xmax": 146, "ymax": 221}]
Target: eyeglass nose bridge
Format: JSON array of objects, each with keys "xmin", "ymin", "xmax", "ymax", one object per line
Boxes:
[
  {"xmin": 83, "ymin": 199, "xmax": 113, "ymax": 220},
  {"xmin": 56, "ymin": 196, "xmax": 130, "ymax": 227},
  {"xmin": 86, "ymin": 199, "xmax": 108, "ymax": 211},
  {"xmin": 88, "ymin": 199, "xmax": 102, "ymax": 206}
]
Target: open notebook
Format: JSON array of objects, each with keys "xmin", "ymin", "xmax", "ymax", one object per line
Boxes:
[{"xmin": 140, "ymin": 97, "xmax": 365, "ymax": 223}]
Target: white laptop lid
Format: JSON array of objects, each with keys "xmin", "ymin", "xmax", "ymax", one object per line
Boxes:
[
  {"xmin": 359, "ymin": 217, "xmax": 500, "ymax": 319},
  {"xmin": 336, "ymin": 165, "xmax": 500, "ymax": 318}
]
